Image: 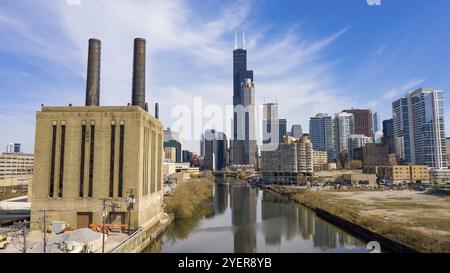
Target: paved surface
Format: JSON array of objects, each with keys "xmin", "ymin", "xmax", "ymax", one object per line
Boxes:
[{"xmin": 0, "ymin": 229, "xmax": 129, "ymax": 253}]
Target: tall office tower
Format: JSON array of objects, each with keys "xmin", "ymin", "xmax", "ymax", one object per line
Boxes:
[
  {"xmin": 262, "ymin": 102, "xmax": 279, "ymax": 144},
  {"xmin": 392, "ymin": 97, "xmax": 410, "ymax": 163},
  {"xmin": 309, "ymin": 113, "xmax": 334, "ymax": 162},
  {"xmin": 342, "ymin": 109, "xmax": 373, "ymax": 137},
  {"xmin": 333, "ymin": 112, "xmax": 354, "ymax": 158},
  {"xmin": 6, "ymin": 143, "xmax": 21, "ymax": 153},
  {"xmin": 382, "ymin": 119, "xmax": 395, "ymax": 153},
  {"xmin": 164, "ymin": 147, "xmax": 177, "ymax": 163},
  {"xmin": 232, "ymin": 38, "xmax": 256, "ymax": 166},
  {"xmin": 347, "ymin": 134, "xmax": 373, "ymax": 160},
  {"xmin": 373, "ymin": 112, "xmax": 381, "ymax": 133},
  {"xmin": 290, "ymin": 124, "xmax": 303, "ymax": 138},
  {"xmin": 278, "ymin": 119, "xmax": 287, "ymax": 144},
  {"xmin": 204, "ymin": 129, "xmax": 228, "ymax": 171},
  {"xmin": 182, "ymin": 150, "xmax": 193, "ymax": 164},
  {"xmin": 393, "ymin": 88, "xmax": 447, "ymax": 168},
  {"xmin": 200, "ymin": 133, "xmax": 205, "ymax": 158},
  {"xmin": 31, "ymin": 38, "xmax": 164, "ymax": 231},
  {"xmin": 164, "ymin": 128, "xmax": 182, "ymax": 163}
]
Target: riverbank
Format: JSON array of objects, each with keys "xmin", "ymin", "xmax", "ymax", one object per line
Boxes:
[
  {"xmin": 164, "ymin": 176, "xmax": 214, "ymax": 219},
  {"xmin": 268, "ymin": 186, "xmax": 450, "ymax": 252}
]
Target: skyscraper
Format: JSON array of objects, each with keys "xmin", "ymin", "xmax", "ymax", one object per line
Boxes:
[
  {"xmin": 393, "ymin": 87, "xmax": 447, "ymax": 168},
  {"xmin": 309, "ymin": 113, "xmax": 334, "ymax": 162},
  {"xmin": 232, "ymin": 35, "xmax": 256, "ymax": 166},
  {"xmin": 347, "ymin": 134, "xmax": 373, "ymax": 160},
  {"xmin": 290, "ymin": 124, "xmax": 303, "ymax": 138},
  {"xmin": 204, "ymin": 129, "xmax": 229, "ymax": 171},
  {"xmin": 343, "ymin": 109, "xmax": 373, "ymax": 137},
  {"xmin": 392, "ymin": 97, "xmax": 411, "ymax": 163},
  {"xmin": 6, "ymin": 143, "xmax": 21, "ymax": 153},
  {"xmin": 278, "ymin": 119, "xmax": 287, "ymax": 144},
  {"xmin": 382, "ymin": 119, "xmax": 395, "ymax": 153},
  {"xmin": 333, "ymin": 112, "xmax": 354, "ymax": 158},
  {"xmin": 164, "ymin": 128, "xmax": 182, "ymax": 163},
  {"xmin": 262, "ymin": 103, "xmax": 279, "ymax": 144},
  {"xmin": 373, "ymin": 112, "xmax": 381, "ymax": 133}
]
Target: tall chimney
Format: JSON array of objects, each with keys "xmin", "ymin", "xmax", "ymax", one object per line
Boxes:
[
  {"xmin": 155, "ymin": 103, "xmax": 159, "ymax": 120},
  {"xmin": 85, "ymin": 38, "xmax": 101, "ymax": 106},
  {"xmin": 132, "ymin": 38, "xmax": 146, "ymax": 110}
]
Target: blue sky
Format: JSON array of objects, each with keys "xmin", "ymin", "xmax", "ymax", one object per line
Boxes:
[{"xmin": 1, "ymin": 0, "xmax": 450, "ymax": 153}]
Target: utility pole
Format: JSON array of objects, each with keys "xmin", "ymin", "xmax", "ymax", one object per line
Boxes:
[
  {"xmin": 99, "ymin": 198, "xmax": 120, "ymax": 253},
  {"xmin": 101, "ymin": 199, "xmax": 107, "ymax": 253},
  {"xmin": 22, "ymin": 220, "xmax": 28, "ymax": 254},
  {"xmin": 34, "ymin": 209, "xmax": 54, "ymax": 253},
  {"xmin": 43, "ymin": 210, "xmax": 47, "ymax": 253},
  {"xmin": 126, "ymin": 189, "xmax": 136, "ymax": 236}
]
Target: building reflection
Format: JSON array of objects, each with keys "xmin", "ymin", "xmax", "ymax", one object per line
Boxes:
[
  {"xmin": 261, "ymin": 191, "xmax": 317, "ymax": 245},
  {"xmin": 212, "ymin": 180, "xmax": 363, "ymax": 252},
  {"xmin": 230, "ymin": 184, "xmax": 257, "ymax": 253},
  {"xmin": 313, "ymin": 219, "xmax": 337, "ymax": 250},
  {"xmin": 213, "ymin": 183, "xmax": 229, "ymax": 215},
  {"xmin": 260, "ymin": 189, "xmax": 363, "ymax": 251}
]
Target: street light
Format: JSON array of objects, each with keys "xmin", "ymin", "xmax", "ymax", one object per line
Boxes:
[{"xmin": 126, "ymin": 190, "xmax": 136, "ymax": 236}]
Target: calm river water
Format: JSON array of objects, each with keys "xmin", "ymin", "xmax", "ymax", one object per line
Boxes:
[{"xmin": 144, "ymin": 178, "xmax": 369, "ymax": 253}]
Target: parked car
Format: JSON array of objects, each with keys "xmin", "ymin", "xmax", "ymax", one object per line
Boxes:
[{"xmin": 414, "ymin": 185, "xmax": 427, "ymax": 192}]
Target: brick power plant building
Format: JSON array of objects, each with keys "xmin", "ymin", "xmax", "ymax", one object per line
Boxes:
[{"xmin": 31, "ymin": 38, "xmax": 164, "ymax": 231}]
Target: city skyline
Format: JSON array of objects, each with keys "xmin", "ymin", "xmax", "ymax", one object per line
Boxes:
[{"xmin": 1, "ymin": 0, "xmax": 450, "ymax": 153}]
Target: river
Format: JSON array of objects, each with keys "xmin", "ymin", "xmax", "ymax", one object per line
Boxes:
[{"xmin": 144, "ymin": 178, "xmax": 369, "ymax": 253}]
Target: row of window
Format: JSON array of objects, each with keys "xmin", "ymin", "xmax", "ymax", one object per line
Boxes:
[
  {"xmin": 49, "ymin": 121, "xmax": 125, "ymax": 198},
  {"xmin": 142, "ymin": 127, "xmax": 160, "ymax": 196}
]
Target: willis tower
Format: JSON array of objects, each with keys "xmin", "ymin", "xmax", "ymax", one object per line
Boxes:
[{"xmin": 231, "ymin": 33, "xmax": 257, "ymax": 166}]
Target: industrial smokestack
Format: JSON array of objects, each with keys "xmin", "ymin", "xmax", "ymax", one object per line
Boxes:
[
  {"xmin": 155, "ymin": 103, "xmax": 159, "ymax": 120},
  {"xmin": 85, "ymin": 38, "xmax": 101, "ymax": 106},
  {"xmin": 132, "ymin": 38, "xmax": 146, "ymax": 110}
]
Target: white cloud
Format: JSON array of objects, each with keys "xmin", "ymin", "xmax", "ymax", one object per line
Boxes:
[{"xmin": 1, "ymin": 0, "xmax": 448, "ymax": 154}]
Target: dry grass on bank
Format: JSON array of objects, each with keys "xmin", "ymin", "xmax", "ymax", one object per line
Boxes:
[
  {"xmin": 274, "ymin": 187, "xmax": 450, "ymax": 252},
  {"xmin": 164, "ymin": 180, "xmax": 213, "ymax": 219}
]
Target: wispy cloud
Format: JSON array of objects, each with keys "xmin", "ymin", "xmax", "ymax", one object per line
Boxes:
[{"xmin": 0, "ymin": 0, "xmax": 447, "ymax": 153}]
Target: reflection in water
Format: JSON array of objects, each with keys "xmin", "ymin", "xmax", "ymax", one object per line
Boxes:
[
  {"xmin": 144, "ymin": 178, "xmax": 368, "ymax": 253},
  {"xmin": 230, "ymin": 184, "xmax": 257, "ymax": 253},
  {"xmin": 213, "ymin": 181, "xmax": 228, "ymax": 215}
]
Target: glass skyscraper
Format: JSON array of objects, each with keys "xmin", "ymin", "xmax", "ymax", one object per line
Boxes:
[
  {"xmin": 392, "ymin": 87, "xmax": 447, "ymax": 168},
  {"xmin": 232, "ymin": 42, "xmax": 256, "ymax": 166},
  {"xmin": 309, "ymin": 113, "xmax": 334, "ymax": 162},
  {"xmin": 333, "ymin": 112, "xmax": 354, "ymax": 158}
]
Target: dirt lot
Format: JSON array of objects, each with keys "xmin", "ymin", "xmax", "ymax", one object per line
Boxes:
[{"xmin": 273, "ymin": 187, "xmax": 450, "ymax": 252}]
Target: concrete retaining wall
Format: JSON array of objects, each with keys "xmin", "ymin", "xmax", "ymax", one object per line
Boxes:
[{"xmin": 109, "ymin": 213, "xmax": 173, "ymax": 253}]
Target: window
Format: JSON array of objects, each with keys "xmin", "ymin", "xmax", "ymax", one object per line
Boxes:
[
  {"xmin": 49, "ymin": 122, "xmax": 57, "ymax": 197},
  {"xmin": 88, "ymin": 122, "xmax": 95, "ymax": 197},
  {"xmin": 58, "ymin": 122, "xmax": 66, "ymax": 197},
  {"xmin": 151, "ymin": 130, "xmax": 156, "ymax": 193},
  {"xmin": 157, "ymin": 133, "xmax": 162, "ymax": 192},
  {"xmin": 109, "ymin": 122, "xmax": 116, "ymax": 197},
  {"xmin": 79, "ymin": 123, "xmax": 86, "ymax": 197},
  {"xmin": 118, "ymin": 122, "xmax": 125, "ymax": 197},
  {"xmin": 143, "ymin": 126, "xmax": 149, "ymax": 195}
]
